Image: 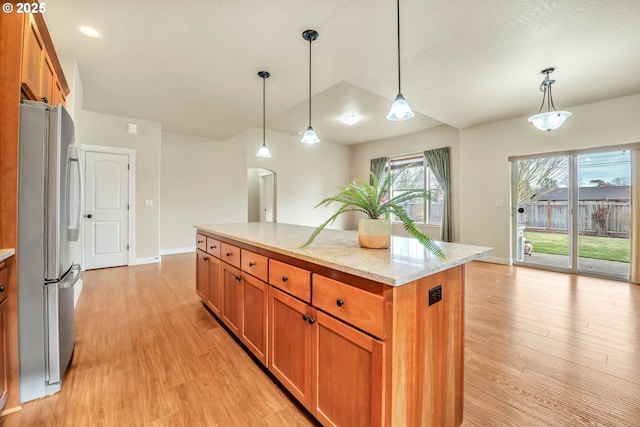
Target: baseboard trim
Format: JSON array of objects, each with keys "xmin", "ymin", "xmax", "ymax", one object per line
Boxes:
[
  {"xmin": 160, "ymin": 247, "xmax": 195, "ymax": 256},
  {"xmin": 134, "ymin": 256, "xmax": 161, "ymax": 265},
  {"xmin": 475, "ymin": 255, "xmax": 511, "ymax": 265}
]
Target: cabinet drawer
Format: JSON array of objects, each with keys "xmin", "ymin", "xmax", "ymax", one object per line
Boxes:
[
  {"xmin": 269, "ymin": 260, "xmax": 311, "ymax": 303},
  {"xmin": 206, "ymin": 237, "xmax": 221, "ymax": 258},
  {"xmin": 221, "ymin": 242, "xmax": 241, "ymax": 268},
  {"xmin": 241, "ymin": 249, "xmax": 268, "ymax": 282},
  {"xmin": 195, "ymin": 234, "xmax": 207, "ymax": 252},
  {"xmin": 312, "ymin": 274, "xmax": 385, "ymax": 339}
]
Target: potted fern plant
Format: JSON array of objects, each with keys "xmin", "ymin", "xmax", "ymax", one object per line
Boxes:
[{"xmin": 301, "ymin": 166, "xmax": 446, "ymax": 260}]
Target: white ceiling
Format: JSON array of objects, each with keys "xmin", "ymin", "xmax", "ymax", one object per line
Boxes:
[{"xmin": 44, "ymin": 0, "xmax": 640, "ymax": 145}]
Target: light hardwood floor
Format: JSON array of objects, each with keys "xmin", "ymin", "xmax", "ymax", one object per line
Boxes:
[{"xmin": 1, "ymin": 254, "xmax": 638, "ymax": 426}]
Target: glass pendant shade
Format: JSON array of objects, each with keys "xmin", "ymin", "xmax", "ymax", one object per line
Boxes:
[
  {"xmin": 528, "ymin": 111, "xmax": 572, "ymax": 132},
  {"xmin": 528, "ymin": 67, "xmax": 571, "ymax": 131},
  {"xmin": 256, "ymin": 142, "xmax": 272, "ymax": 157},
  {"xmin": 386, "ymin": 93, "xmax": 415, "ymax": 121},
  {"xmin": 301, "ymin": 125, "xmax": 320, "ymax": 144}
]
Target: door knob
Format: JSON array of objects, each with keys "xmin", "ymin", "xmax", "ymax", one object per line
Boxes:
[{"xmin": 85, "ymin": 214, "xmax": 93, "ymax": 219}]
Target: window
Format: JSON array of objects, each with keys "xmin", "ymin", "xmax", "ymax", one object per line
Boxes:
[{"xmin": 388, "ymin": 156, "xmax": 443, "ymax": 225}]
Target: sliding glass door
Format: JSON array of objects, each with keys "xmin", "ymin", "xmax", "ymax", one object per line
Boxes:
[
  {"xmin": 512, "ymin": 150, "xmax": 631, "ymax": 280},
  {"xmin": 576, "ymin": 151, "xmax": 630, "ymax": 277}
]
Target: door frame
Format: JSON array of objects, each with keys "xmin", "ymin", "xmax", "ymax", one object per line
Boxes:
[{"xmin": 81, "ymin": 144, "xmax": 136, "ymax": 267}]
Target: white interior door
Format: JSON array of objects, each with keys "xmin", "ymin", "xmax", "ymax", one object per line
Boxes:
[{"xmin": 84, "ymin": 151, "xmax": 129, "ymax": 269}]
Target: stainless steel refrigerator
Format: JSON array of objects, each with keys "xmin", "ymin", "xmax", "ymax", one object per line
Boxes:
[{"xmin": 17, "ymin": 100, "xmax": 83, "ymax": 403}]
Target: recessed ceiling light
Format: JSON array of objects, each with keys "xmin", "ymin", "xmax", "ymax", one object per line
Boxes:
[
  {"xmin": 341, "ymin": 113, "xmax": 360, "ymax": 125},
  {"xmin": 77, "ymin": 25, "xmax": 102, "ymax": 39}
]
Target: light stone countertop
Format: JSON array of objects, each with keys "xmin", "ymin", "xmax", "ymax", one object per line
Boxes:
[
  {"xmin": 0, "ymin": 249, "xmax": 15, "ymax": 263},
  {"xmin": 195, "ymin": 223, "xmax": 493, "ymax": 286}
]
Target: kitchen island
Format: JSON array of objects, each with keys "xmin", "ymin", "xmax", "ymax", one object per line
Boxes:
[{"xmin": 194, "ymin": 222, "xmax": 493, "ymax": 427}]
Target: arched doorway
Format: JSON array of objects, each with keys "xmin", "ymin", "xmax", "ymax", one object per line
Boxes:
[{"xmin": 247, "ymin": 168, "xmax": 277, "ymax": 222}]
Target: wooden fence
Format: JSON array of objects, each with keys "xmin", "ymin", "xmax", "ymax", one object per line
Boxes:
[{"xmin": 518, "ymin": 201, "xmax": 630, "ymax": 237}]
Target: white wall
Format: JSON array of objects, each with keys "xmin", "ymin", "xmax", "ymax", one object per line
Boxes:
[
  {"xmin": 160, "ymin": 131, "xmax": 247, "ymax": 252},
  {"xmin": 79, "ymin": 110, "xmax": 162, "ymax": 261},
  {"xmin": 459, "ymin": 93, "xmax": 640, "ymax": 264},
  {"xmin": 350, "ymin": 125, "xmax": 461, "ymax": 239},
  {"xmin": 246, "ymin": 127, "xmax": 352, "ymax": 230}
]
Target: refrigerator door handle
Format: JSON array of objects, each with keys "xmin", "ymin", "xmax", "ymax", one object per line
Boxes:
[
  {"xmin": 66, "ymin": 145, "xmax": 83, "ymax": 242},
  {"xmin": 59, "ymin": 264, "xmax": 81, "ymax": 289}
]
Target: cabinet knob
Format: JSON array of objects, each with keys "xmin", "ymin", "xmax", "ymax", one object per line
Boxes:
[
  {"xmin": 248, "ymin": 262, "xmax": 255, "ymax": 267},
  {"xmin": 336, "ymin": 299, "xmax": 345, "ymax": 307},
  {"xmin": 282, "ymin": 276, "xmax": 288, "ymax": 282},
  {"xmin": 235, "ymin": 276, "xmax": 242, "ymax": 281},
  {"xmin": 302, "ymin": 314, "xmax": 309, "ymax": 321},
  {"xmin": 226, "ymin": 252, "xmax": 232, "ymax": 257},
  {"xmin": 202, "ymin": 256, "xmax": 208, "ymax": 261},
  {"xmin": 210, "ymin": 245, "xmax": 217, "ymax": 250},
  {"xmin": 197, "ymin": 239, "xmax": 203, "ymax": 244},
  {"xmin": 308, "ymin": 317, "xmax": 316, "ymax": 325},
  {"xmin": 0, "ymin": 286, "xmax": 4, "ymax": 292}
]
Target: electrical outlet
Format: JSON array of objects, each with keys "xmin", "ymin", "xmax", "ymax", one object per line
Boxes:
[{"xmin": 428, "ymin": 285, "xmax": 442, "ymax": 306}]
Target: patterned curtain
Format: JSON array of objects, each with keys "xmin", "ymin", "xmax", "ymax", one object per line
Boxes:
[
  {"xmin": 369, "ymin": 157, "xmax": 389, "ymax": 185},
  {"xmin": 424, "ymin": 147, "xmax": 452, "ymax": 242}
]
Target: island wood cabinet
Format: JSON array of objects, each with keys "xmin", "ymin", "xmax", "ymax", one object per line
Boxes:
[
  {"xmin": 195, "ymin": 228, "xmax": 467, "ymax": 427},
  {"xmin": 268, "ymin": 286, "xmax": 384, "ymax": 426},
  {"xmin": 195, "ymin": 235, "xmax": 268, "ymax": 365}
]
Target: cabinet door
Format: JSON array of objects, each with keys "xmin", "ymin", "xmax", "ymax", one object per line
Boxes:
[
  {"xmin": 241, "ymin": 274, "xmax": 267, "ymax": 365},
  {"xmin": 21, "ymin": 14, "xmax": 44, "ymax": 100},
  {"xmin": 221, "ymin": 263, "xmax": 243, "ymax": 335},
  {"xmin": 40, "ymin": 52, "xmax": 54, "ymax": 104},
  {"xmin": 207, "ymin": 256, "xmax": 222, "ymax": 316},
  {"xmin": 195, "ymin": 250, "xmax": 209, "ymax": 301},
  {"xmin": 53, "ymin": 77, "xmax": 66, "ymax": 106},
  {"xmin": 313, "ymin": 311, "xmax": 384, "ymax": 427},
  {"xmin": 268, "ymin": 286, "xmax": 313, "ymax": 408}
]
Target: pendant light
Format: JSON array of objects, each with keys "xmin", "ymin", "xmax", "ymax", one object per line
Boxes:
[
  {"xmin": 387, "ymin": 0, "xmax": 414, "ymax": 121},
  {"xmin": 256, "ymin": 71, "xmax": 272, "ymax": 158},
  {"xmin": 528, "ymin": 68, "xmax": 572, "ymax": 131},
  {"xmin": 301, "ymin": 29, "xmax": 320, "ymax": 144}
]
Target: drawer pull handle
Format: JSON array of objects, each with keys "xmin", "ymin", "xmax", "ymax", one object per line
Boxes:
[
  {"xmin": 282, "ymin": 276, "xmax": 288, "ymax": 282},
  {"xmin": 226, "ymin": 252, "xmax": 232, "ymax": 257},
  {"xmin": 235, "ymin": 276, "xmax": 242, "ymax": 281},
  {"xmin": 302, "ymin": 314, "xmax": 309, "ymax": 321},
  {"xmin": 308, "ymin": 317, "xmax": 316, "ymax": 325},
  {"xmin": 248, "ymin": 262, "xmax": 255, "ymax": 267},
  {"xmin": 336, "ymin": 299, "xmax": 345, "ymax": 307},
  {"xmin": 210, "ymin": 245, "xmax": 217, "ymax": 250}
]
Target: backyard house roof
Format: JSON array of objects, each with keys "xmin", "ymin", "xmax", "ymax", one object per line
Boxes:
[{"xmin": 535, "ymin": 186, "xmax": 631, "ymax": 201}]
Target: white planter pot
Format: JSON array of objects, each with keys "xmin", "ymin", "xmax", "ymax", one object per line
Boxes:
[{"xmin": 358, "ymin": 218, "xmax": 391, "ymax": 249}]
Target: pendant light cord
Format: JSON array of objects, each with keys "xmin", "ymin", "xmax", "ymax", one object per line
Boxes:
[
  {"xmin": 308, "ymin": 37, "xmax": 312, "ymax": 127},
  {"xmin": 396, "ymin": 0, "xmax": 401, "ymax": 94}
]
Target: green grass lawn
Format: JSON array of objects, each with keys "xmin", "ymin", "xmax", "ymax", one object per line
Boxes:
[{"xmin": 524, "ymin": 231, "xmax": 630, "ymax": 263}]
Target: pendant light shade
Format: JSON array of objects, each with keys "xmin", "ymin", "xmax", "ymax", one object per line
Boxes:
[
  {"xmin": 387, "ymin": 0, "xmax": 414, "ymax": 121},
  {"xmin": 256, "ymin": 71, "xmax": 272, "ymax": 158},
  {"xmin": 528, "ymin": 68, "xmax": 572, "ymax": 131},
  {"xmin": 301, "ymin": 29, "xmax": 320, "ymax": 144}
]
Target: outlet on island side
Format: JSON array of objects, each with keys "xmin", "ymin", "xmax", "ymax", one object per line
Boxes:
[{"xmin": 428, "ymin": 285, "xmax": 442, "ymax": 306}]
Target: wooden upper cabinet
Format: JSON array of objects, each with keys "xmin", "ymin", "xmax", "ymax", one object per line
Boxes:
[
  {"xmin": 21, "ymin": 14, "xmax": 44, "ymax": 101},
  {"xmin": 20, "ymin": 13, "xmax": 69, "ymax": 106}
]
